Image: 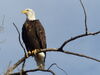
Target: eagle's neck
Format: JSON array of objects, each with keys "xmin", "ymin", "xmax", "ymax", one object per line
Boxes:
[{"xmin": 27, "ymin": 14, "xmax": 36, "ymax": 21}]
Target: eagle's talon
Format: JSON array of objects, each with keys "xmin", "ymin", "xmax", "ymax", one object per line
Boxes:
[
  {"xmin": 28, "ymin": 51, "xmax": 32, "ymax": 55},
  {"xmin": 32, "ymin": 49, "xmax": 38, "ymax": 55}
]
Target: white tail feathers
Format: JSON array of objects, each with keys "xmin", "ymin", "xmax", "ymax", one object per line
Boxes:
[{"xmin": 34, "ymin": 52, "xmax": 45, "ymax": 69}]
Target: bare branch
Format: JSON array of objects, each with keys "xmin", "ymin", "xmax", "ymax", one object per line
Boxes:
[
  {"xmin": 59, "ymin": 31, "xmax": 100, "ymax": 49},
  {"xmin": 80, "ymin": 0, "xmax": 88, "ymax": 34},
  {"xmin": 48, "ymin": 63, "xmax": 68, "ymax": 75},
  {"xmin": 62, "ymin": 50, "xmax": 100, "ymax": 62},
  {"xmin": 13, "ymin": 23, "xmax": 27, "ymax": 72},
  {"xmin": 5, "ymin": 48, "xmax": 100, "ymax": 74},
  {"xmin": 5, "ymin": 56, "xmax": 28, "ymax": 74},
  {"xmin": 39, "ymin": 48, "xmax": 100, "ymax": 62},
  {"xmin": 13, "ymin": 23, "xmax": 26, "ymax": 55},
  {"xmin": 9, "ymin": 69, "xmax": 55, "ymax": 75},
  {"xmin": 21, "ymin": 59, "xmax": 26, "ymax": 71},
  {"xmin": 6, "ymin": 23, "xmax": 100, "ymax": 74},
  {"xmin": 59, "ymin": 0, "xmax": 99, "ymax": 50}
]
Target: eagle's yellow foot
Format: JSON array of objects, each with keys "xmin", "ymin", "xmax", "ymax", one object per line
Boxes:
[
  {"xmin": 27, "ymin": 50, "xmax": 32, "ymax": 56},
  {"xmin": 28, "ymin": 51, "xmax": 32, "ymax": 54},
  {"xmin": 25, "ymin": 51, "xmax": 32, "ymax": 58},
  {"xmin": 32, "ymin": 49, "xmax": 38, "ymax": 55}
]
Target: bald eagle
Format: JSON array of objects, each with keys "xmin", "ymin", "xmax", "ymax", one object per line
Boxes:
[{"xmin": 22, "ymin": 8, "xmax": 46, "ymax": 69}]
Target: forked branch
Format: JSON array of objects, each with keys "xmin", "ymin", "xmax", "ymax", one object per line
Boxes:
[
  {"xmin": 59, "ymin": 31, "xmax": 100, "ymax": 49},
  {"xmin": 59, "ymin": 0, "xmax": 100, "ymax": 49},
  {"xmin": 5, "ymin": 48, "xmax": 100, "ymax": 74}
]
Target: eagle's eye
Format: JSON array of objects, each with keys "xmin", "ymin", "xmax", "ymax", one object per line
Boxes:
[{"xmin": 26, "ymin": 10, "xmax": 29, "ymax": 11}]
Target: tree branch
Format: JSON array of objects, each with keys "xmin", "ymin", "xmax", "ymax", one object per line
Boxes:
[
  {"xmin": 5, "ymin": 56, "xmax": 28, "ymax": 75},
  {"xmin": 9, "ymin": 69, "xmax": 55, "ymax": 75},
  {"xmin": 59, "ymin": 0, "xmax": 99, "ymax": 50},
  {"xmin": 39, "ymin": 48, "xmax": 100, "ymax": 62},
  {"xmin": 80, "ymin": 0, "xmax": 88, "ymax": 34},
  {"xmin": 48, "ymin": 63, "xmax": 68, "ymax": 75},
  {"xmin": 59, "ymin": 31, "xmax": 100, "ymax": 49},
  {"xmin": 13, "ymin": 23, "xmax": 26, "ymax": 55},
  {"xmin": 13, "ymin": 23, "xmax": 27, "ymax": 72},
  {"xmin": 5, "ymin": 48, "xmax": 100, "ymax": 74}
]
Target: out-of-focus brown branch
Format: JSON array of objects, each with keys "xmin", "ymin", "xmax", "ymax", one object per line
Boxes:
[
  {"xmin": 0, "ymin": 15, "xmax": 5, "ymax": 32},
  {"xmin": 0, "ymin": 15, "xmax": 5, "ymax": 43},
  {"xmin": 2, "ymin": 15, "xmax": 5, "ymax": 26}
]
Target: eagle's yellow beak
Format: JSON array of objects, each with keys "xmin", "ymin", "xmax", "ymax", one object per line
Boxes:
[{"xmin": 21, "ymin": 10, "xmax": 27, "ymax": 14}]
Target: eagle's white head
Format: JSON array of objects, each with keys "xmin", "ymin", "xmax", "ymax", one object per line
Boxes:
[{"xmin": 22, "ymin": 8, "xmax": 36, "ymax": 21}]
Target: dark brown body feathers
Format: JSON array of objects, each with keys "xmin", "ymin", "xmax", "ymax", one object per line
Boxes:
[{"xmin": 22, "ymin": 20, "xmax": 47, "ymax": 51}]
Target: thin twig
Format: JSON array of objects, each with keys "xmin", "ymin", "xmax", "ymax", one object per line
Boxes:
[
  {"xmin": 21, "ymin": 58, "xmax": 26, "ymax": 74},
  {"xmin": 13, "ymin": 23, "xmax": 27, "ymax": 72},
  {"xmin": 22, "ymin": 59, "xmax": 26, "ymax": 70},
  {"xmin": 59, "ymin": 0, "xmax": 90, "ymax": 50},
  {"xmin": 59, "ymin": 31, "xmax": 100, "ymax": 49},
  {"xmin": 13, "ymin": 23, "xmax": 26, "ymax": 55},
  {"xmin": 48, "ymin": 63, "xmax": 68, "ymax": 75},
  {"xmin": 80, "ymin": 0, "xmax": 88, "ymax": 34}
]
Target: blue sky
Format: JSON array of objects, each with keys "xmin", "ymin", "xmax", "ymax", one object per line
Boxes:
[{"xmin": 0, "ymin": 0, "xmax": 100, "ymax": 75}]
